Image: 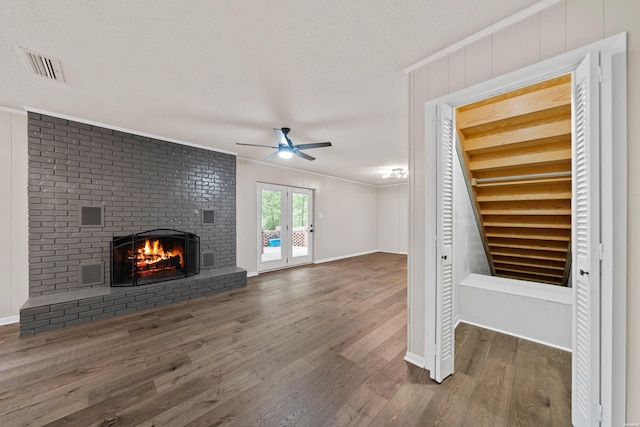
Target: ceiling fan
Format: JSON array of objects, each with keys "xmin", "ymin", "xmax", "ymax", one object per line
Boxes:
[{"xmin": 236, "ymin": 128, "xmax": 332, "ymax": 161}]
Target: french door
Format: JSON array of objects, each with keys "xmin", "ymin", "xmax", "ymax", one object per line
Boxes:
[{"xmin": 257, "ymin": 183, "xmax": 313, "ymax": 272}]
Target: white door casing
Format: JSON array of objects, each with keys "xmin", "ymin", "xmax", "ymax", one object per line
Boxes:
[{"xmin": 415, "ymin": 33, "xmax": 626, "ymax": 427}]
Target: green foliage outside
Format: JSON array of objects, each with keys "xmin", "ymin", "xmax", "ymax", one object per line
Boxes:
[
  {"xmin": 261, "ymin": 190, "xmax": 309, "ymax": 230},
  {"xmin": 292, "ymin": 193, "xmax": 308, "ymax": 228},
  {"xmin": 261, "ymin": 190, "xmax": 281, "ymax": 230}
]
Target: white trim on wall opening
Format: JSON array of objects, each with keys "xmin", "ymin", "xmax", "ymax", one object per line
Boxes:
[{"xmin": 418, "ymin": 32, "xmax": 627, "ymax": 427}]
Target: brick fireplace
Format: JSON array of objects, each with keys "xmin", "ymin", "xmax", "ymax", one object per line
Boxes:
[{"xmin": 20, "ymin": 112, "xmax": 246, "ymax": 336}]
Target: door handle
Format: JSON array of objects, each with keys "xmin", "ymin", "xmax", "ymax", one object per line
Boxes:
[
  {"xmin": 580, "ymin": 269, "xmax": 589, "ymax": 276},
  {"xmin": 442, "ymin": 255, "xmax": 447, "ymax": 260}
]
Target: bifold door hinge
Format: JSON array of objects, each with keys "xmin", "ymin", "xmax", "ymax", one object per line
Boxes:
[
  {"xmin": 597, "ymin": 404, "xmax": 603, "ymax": 422},
  {"xmin": 599, "ymin": 243, "xmax": 604, "ymax": 260}
]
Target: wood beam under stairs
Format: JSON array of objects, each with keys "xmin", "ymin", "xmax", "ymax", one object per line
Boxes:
[{"xmin": 456, "ymin": 73, "xmax": 573, "ymax": 286}]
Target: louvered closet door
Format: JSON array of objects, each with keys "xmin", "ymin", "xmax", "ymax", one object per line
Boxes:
[
  {"xmin": 572, "ymin": 52, "xmax": 601, "ymax": 427},
  {"xmin": 433, "ymin": 104, "xmax": 455, "ymax": 383}
]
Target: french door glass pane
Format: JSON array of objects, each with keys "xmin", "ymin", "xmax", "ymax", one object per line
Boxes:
[
  {"xmin": 261, "ymin": 189, "xmax": 282, "ymax": 263},
  {"xmin": 291, "ymin": 192, "xmax": 309, "ymax": 258}
]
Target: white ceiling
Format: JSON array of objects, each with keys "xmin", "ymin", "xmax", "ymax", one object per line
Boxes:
[{"xmin": 0, "ymin": 0, "xmax": 538, "ymax": 185}]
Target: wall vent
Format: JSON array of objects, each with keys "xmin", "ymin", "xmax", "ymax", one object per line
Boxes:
[
  {"xmin": 203, "ymin": 210, "xmax": 215, "ymax": 225},
  {"xmin": 202, "ymin": 252, "xmax": 215, "ymax": 268},
  {"xmin": 18, "ymin": 47, "xmax": 65, "ymax": 82},
  {"xmin": 79, "ymin": 263, "xmax": 103, "ymax": 286},
  {"xmin": 79, "ymin": 205, "xmax": 103, "ymax": 227}
]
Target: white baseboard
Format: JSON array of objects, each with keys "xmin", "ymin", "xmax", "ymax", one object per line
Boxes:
[
  {"xmin": 404, "ymin": 351, "xmax": 426, "ymax": 368},
  {"xmin": 313, "ymin": 250, "xmax": 378, "ymax": 264},
  {"xmin": 246, "ymin": 271, "xmax": 258, "ymax": 278},
  {"xmin": 0, "ymin": 315, "xmax": 19, "ymax": 326},
  {"xmin": 458, "ymin": 319, "xmax": 572, "ymax": 352},
  {"xmin": 378, "ymin": 250, "xmax": 408, "ymax": 255}
]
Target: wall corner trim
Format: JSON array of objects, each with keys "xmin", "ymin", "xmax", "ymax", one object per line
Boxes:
[{"xmin": 403, "ymin": 0, "xmax": 563, "ymax": 73}]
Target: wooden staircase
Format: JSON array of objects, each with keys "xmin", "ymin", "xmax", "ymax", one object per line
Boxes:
[{"xmin": 455, "ymin": 74, "xmax": 572, "ymax": 286}]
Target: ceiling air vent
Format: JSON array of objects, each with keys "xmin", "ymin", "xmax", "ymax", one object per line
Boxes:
[{"xmin": 18, "ymin": 47, "xmax": 65, "ymax": 82}]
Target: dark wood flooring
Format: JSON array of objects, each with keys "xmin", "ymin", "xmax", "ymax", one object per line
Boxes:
[{"xmin": 0, "ymin": 253, "xmax": 571, "ymax": 426}]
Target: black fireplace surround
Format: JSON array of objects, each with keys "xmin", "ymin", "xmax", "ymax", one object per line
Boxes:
[{"xmin": 111, "ymin": 229, "xmax": 200, "ymax": 286}]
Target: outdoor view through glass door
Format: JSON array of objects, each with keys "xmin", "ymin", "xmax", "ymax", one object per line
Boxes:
[{"xmin": 257, "ymin": 183, "xmax": 313, "ymax": 272}]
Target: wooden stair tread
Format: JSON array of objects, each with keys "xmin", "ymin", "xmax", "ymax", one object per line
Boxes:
[
  {"xmin": 477, "ymin": 192, "xmax": 571, "ymax": 202},
  {"xmin": 485, "ymin": 233, "xmax": 569, "ymax": 242},
  {"xmin": 485, "ymin": 227, "xmax": 570, "ymax": 241},
  {"xmin": 492, "ymin": 256, "xmax": 566, "ymax": 270},
  {"xmin": 482, "ymin": 215, "xmax": 571, "ymax": 229},
  {"xmin": 494, "ymin": 265, "xmax": 565, "ymax": 279},
  {"xmin": 457, "ymin": 84, "xmax": 571, "ymax": 131},
  {"xmin": 490, "ymin": 248, "xmax": 567, "ymax": 262},
  {"xmin": 470, "ymin": 148, "xmax": 571, "ymax": 171},
  {"xmin": 496, "ymin": 272, "xmax": 563, "ymax": 286},
  {"xmin": 489, "ymin": 238, "xmax": 569, "ymax": 252},
  {"xmin": 475, "ymin": 176, "xmax": 571, "ymax": 188},
  {"xmin": 480, "ymin": 200, "xmax": 571, "ymax": 216},
  {"xmin": 472, "ymin": 162, "xmax": 572, "ymax": 181},
  {"xmin": 463, "ymin": 119, "xmax": 571, "ymax": 155}
]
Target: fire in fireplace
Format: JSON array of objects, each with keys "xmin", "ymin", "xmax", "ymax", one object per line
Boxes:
[{"xmin": 111, "ymin": 229, "xmax": 200, "ymax": 286}]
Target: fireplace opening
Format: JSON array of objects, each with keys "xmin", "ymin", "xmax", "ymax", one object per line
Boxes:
[{"xmin": 111, "ymin": 229, "xmax": 200, "ymax": 286}]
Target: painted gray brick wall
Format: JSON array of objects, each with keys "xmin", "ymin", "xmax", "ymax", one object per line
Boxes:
[{"xmin": 28, "ymin": 112, "xmax": 237, "ymax": 296}]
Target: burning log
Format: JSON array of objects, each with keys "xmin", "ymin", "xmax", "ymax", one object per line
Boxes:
[{"xmin": 137, "ymin": 254, "xmax": 182, "ymax": 272}]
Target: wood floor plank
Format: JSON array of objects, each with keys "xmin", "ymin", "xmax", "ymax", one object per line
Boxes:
[
  {"xmin": 340, "ymin": 310, "xmax": 407, "ymax": 362},
  {"xmin": 178, "ymin": 358, "xmax": 317, "ymax": 426},
  {"xmin": 0, "ymin": 253, "xmax": 571, "ymax": 426},
  {"xmin": 324, "ymin": 383, "xmax": 389, "ymax": 427}
]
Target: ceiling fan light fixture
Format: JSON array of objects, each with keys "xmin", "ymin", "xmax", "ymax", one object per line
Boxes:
[
  {"xmin": 236, "ymin": 127, "xmax": 331, "ymax": 162},
  {"xmin": 278, "ymin": 149, "xmax": 293, "ymax": 159},
  {"xmin": 382, "ymin": 168, "xmax": 408, "ymax": 179}
]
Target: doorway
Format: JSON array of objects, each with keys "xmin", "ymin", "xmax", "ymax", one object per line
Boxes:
[
  {"xmin": 257, "ymin": 183, "xmax": 313, "ymax": 272},
  {"xmin": 421, "ymin": 34, "xmax": 627, "ymax": 426}
]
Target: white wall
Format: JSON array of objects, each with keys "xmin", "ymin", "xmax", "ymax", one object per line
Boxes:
[
  {"xmin": 236, "ymin": 159, "xmax": 379, "ymax": 275},
  {"xmin": 452, "ymin": 143, "xmax": 490, "ymax": 287},
  {"xmin": 0, "ymin": 109, "xmax": 28, "ymax": 323},
  {"xmin": 453, "ymin": 143, "xmax": 491, "ymax": 322},
  {"xmin": 458, "ymin": 274, "xmax": 572, "ymax": 350},
  {"xmin": 377, "ymin": 184, "xmax": 408, "ymax": 254},
  {"xmin": 408, "ymin": 0, "xmax": 640, "ymax": 421}
]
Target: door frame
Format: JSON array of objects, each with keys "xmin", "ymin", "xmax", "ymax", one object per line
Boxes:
[
  {"xmin": 421, "ymin": 33, "xmax": 626, "ymax": 425},
  {"xmin": 256, "ymin": 182, "xmax": 314, "ymax": 272}
]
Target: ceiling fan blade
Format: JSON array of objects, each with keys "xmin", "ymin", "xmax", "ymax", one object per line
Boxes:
[
  {"xmin": 294, "ymin": 150, "xmax": 315, "ymax": 161},
  {"xmin": 236, "ymin": 143, "xmax": 279, "ymax": 148},
  {"xmin": 264, "ymin": 151, "xmax": 280, "ymax": 161},
  {"xmin": 294, "ymin": 142, "xmax": 332, "ymax": 150},
  {"xmin": 273, "ymin": 128, "xmax": 291, "ymax": 147}
]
